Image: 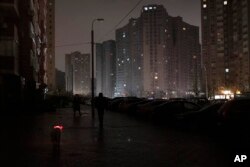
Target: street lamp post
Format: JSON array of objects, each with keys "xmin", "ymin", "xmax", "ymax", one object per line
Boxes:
[{"xmin": 91, "ymin": 18, "xmax": 104, "ymax": 119}]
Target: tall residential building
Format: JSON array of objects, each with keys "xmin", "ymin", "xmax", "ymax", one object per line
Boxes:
[
  {"xmin": 46, "ymin": 0, "xmax": 55, "ymax": 91},
  {"xmin": 172, "ymin": 17, "xmax": 201, "ymax": 97},
  {"xmin": 38, "ymin": 0, "xmax": 48, "ymax": 85},
  {"xmin": 65, "ymin": 53, "xmax": 73, "ymax": 93},
  {"xmin": 0, "ymin": 0, "xmax": 51, "ymax": 110},
  {"xmin": 65, "ymin": 52, "xmax": 90, "ymax": 95},
  {"xmin": 55, "ymin": 68, "xmax": 65, "ymax": 92},
  {"xmin": 96, "ymin": 43, "xmax": 103, "ymax": 95},
  {"xmin": 96, "ymin": 40, "xmax": 116, "ymax": 98},
  {"xmin": 201, "ymin": 0, "xmax": 250, "ymax": 97},
  {"xmin": 116, "ymin": 18, "xmax": 143, "ymax": 97},
  {"xmin": 0, "ymin": 0, "xmax": 19, "ymax": 75},
  {"xmin": 0, "ymin": 0, "xmax": 49, "ymax": 83},
  {"xmin": 115, "ymin": 4, "xmax": 201, "ymax": 98}
]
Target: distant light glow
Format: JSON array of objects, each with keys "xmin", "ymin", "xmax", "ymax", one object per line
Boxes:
[
  {"xmin": 183, "ymin": 27, "xmax": 186, "ymax": 30},
  {"xmin": 154, "ymin": 76, "xmax": 158, "ymax": 80},
  {"xmin": 225, "ymin": 68, "xmax": 229, "ymax": 73},
  {"xmin": 223, "ymin": 1, "xmax": 228, "ymax": 5},
  {"xmin": 124, "ymin": 84, "xmax": 127, "ymax": 87},
  {"xmin": 203, "ymin": 4, "xmax": 207, "ymax": 8},
  {"xmin": 144, "ymin": 7, "xmax": 148, "ymax": 11},
  {"xmin": 149, "ymin": 7, "xmax": 153, "ymax": 10},
  {"xmin": 236, "ymin": 90, "xmax": 241, "ymax": 95},
  {"xmin": 221, "ymin": 90, "xmax": 232, "ymax": 95}
]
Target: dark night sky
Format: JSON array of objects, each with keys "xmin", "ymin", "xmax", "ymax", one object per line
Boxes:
[{"xmin": 55, "ymin": 0, "xmax": 201, "ymax": 71}]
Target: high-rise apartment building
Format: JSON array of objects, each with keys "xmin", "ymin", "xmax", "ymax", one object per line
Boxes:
[
  {"xmin": 0, "ymin": 0, "xmax": 48, "ymax": 81},
  {"xmin": 201, "ymin": 0, "xmax": 250, "ymax": 97},
  {"xmin": 0, "ymin": 0, "xmax": 53, "ymax": 110},
  {"xmin": 96, "ymin": 43, "xmax": 103, "ymax": 95},
  {"xmin": 172, "ymin": 17, "xmax": 201, "ymax": 97},
  {"xmin": 116, "ymin": 21, "xmax": 134, "ymax": 96},
  {"xmin": 115, "ymin": 4, "xmax": 201, "ymax": 98},
  {"xmin": 65, "ymin": 52, "xmax": 90, "ymax": 95},
  {"xmin": 96, "ymin": 40, "xmax": 116, "ymax": 97},
  {"xmin": 0, "ymin": 0, "xmax": 19, "ymax": 75},
  {"xmin": 46, "ymin": 0, "xmax": 55, "ymax": 91}
]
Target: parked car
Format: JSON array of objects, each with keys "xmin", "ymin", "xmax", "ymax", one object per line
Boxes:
[
  {"xmin": 136, "ymin": 99, "xmax": 168, "ymax": 117},
  {"xmin": 186, "ymin": 97, "xmax": 210, "ymax": 107},
  {"xmin": 118, "ymin": 98, "xmax": 144, "ymax": 113},
  {"xmin": 108, "ymin": 97, "xmax": 124, "ymax": 111},
  {"xmin": 178, "ymin": 101, "xmax": 225, "ymax": 129},
  {"xmin": 108, "ymin": 97, "xmax": 139, "ymax": 112},
  {"xmin": 124, "ymin": 99, "xmax": 151, "ymax": 115},
  {"xmin": 218, "ymin": 98, "xmax": 250, "ymax": 129},
  {"xmin": 218, "ymin": 98, "xmax": 250, "ymax": 145},
  {"xmin": 151, "ymin": 101, "xmax": 201, "ymax": 123}
]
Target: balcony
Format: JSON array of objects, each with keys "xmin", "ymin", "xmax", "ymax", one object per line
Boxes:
[{"xmin": 0, "ymin": 0, "xmax": 19, "ymax": 18}]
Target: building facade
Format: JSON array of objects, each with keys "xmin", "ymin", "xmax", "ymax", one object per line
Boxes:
[
  {"xmin": 46, "ymin": 0, "xmax": 56, "ymax": 91},
  {"xmin": 201, "ymin": 0, "xmax": 250, "ymax": 97},
  {"xmin": 55, "ymin": 68, "xmax": 65, "ymax": 93},
  {"xmin": 115, "ymin": 4, "xmax": 201, "ymax": 98},
  {"xmin": 0, "ymin": 0, "xmax": 19, "ymax": 75},
  {"xmin": 96, "ymin": 40, "xmax": 116, "ymax": 97},
  {"xmin": 0, "ymin": 0, "xmax": 54, "ymax": 110},
  {"xmin": 65, "ymin": 51, "xmax": 90, "ymax": 95}
]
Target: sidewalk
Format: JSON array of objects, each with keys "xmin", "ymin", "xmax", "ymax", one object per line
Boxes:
[{"xmin": 1, "ymin": 105, "xmax": 232, "ymax": 167}]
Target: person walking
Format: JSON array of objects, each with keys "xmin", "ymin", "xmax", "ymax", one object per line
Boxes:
[
  {"xmin": 95, "ymin": 93, "xmax": 106, "ymax": 128},
  {"xmin": 73, "ymin": 94, "xmax": 81, "ymax": 116}
]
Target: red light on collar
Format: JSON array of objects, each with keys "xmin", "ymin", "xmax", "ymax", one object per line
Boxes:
[{"xmin": 53, "ymin": 125, "xmax": 63, "ymax": 131}]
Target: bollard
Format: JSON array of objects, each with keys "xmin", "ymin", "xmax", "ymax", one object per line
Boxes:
[{"xmin": 51, "ymin": 125, "xmax": 63, "ymax": 154}]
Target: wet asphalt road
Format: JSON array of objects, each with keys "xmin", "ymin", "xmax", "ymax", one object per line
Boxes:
[{"xmin": 0, "ymin": 105, "xmax": 247, "ymax": 167}]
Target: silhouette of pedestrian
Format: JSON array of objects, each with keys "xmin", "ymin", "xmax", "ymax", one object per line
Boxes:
[
  {"xmin": 73, "ymin": 94, "xmax": 81, "ymax": 116},
  {"xmin": 95, "ymin": 93, "xmax": 106, "ymax": 128}
]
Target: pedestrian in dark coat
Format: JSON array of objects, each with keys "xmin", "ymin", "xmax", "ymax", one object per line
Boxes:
[
  {"xmin": 95, "ymin": 93, "xmax": 106, "ymax": 128},
  {"xmin": 73, "ymin": 94, "xmax": 81, "ymax": 116}
]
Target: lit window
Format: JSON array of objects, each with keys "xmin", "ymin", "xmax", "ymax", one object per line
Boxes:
[
  {"xmin": 144, "ymin": 7, "xmax": 148, "ymax": 11},
  {"xmin": 183, "ymin": 27, "xmax": 186, "ymax": 30},
  {"xmin": 127, "ymin": 58, "xmax": 130, "ymax": 61},
  {"xmin": 154, "ymin": 76, "xmax": 158, "ymax": 80},
  {"xmin": 224, "ymin": 1, "xmax": 227, "ymax": 5},
  {"xmin": 165, "ymin": 29, "xmax": 167, "ymax": 32},
  {"xmin": 153, "ymin": 7, "xmax": 157, "ymax": 9},
  {"xmin": 149, "ymin": 7, "xmax": 153, "ymax": 10},
  {"xmin": 203, "ymin": 4, "xmax": 207, "ymax": 8},
  {"xmin": 122, "ymin": 32, "xmax": 126, "ymax": 38},
  {"xmin": 138, "ymin": 67, "xmax": 141, "ymax": 70},
  {"xmin": 225, "ymin": 68, "xmax": 229, "ymax": 73}
]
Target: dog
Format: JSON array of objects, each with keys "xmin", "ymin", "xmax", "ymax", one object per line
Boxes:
[{"xmin": 51, "ymin": 125, "xmax": 63, "ymax": 154}]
